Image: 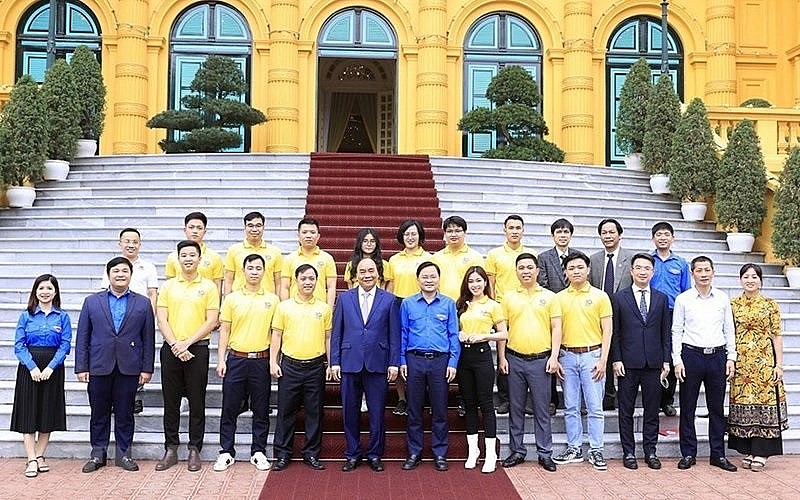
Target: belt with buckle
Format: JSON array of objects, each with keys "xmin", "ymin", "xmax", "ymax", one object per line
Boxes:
[
  {"xmin": 409, "ymin": 350, "xmax": 447, "ymax": 359},
  {"xmin": 230, "ymin": 348, "xmax": 269, "ymax": 359},
  {"xmin": 461, "ymin": 341, "xmax": 490, "ymax": 350},
  {"xmin": 507, "ymin": 348, "xmax": 551, "ymax": 360},
  {"xmin": 562, "ymin": 344, "xmax": 601, "ymax": 354},
  {"xmin": 282, "ymin": 354, "xmax": 326, "ymax": 367},
  {"xmin": 683, "ymin": 344, "xmax": 726, "ymax": 355}
]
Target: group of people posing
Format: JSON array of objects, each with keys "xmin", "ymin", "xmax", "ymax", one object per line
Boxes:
[{"xmin": 11, "ymin": 211, "xmax": 788, "ymax": 478}]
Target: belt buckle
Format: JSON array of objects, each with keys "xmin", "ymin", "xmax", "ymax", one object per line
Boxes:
[
  {"xmin": 424, "ymin": 352, "xmax": 434, "ymax": 359},
  {"xmin": 702, "ymin": 347, "xmax": 714, "ymax": 355},
  {"xmin": 248, "ymin": 352, "xmax": 258, "ymax": 359}
]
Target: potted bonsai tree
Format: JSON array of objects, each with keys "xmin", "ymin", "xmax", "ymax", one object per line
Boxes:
[
  {"xmin": 0, "ymin": 75, "xmax": 48, "ymax": 207},
  {"xmin": 772, "ymin": 146, "xmax": 800, "ymax": 287},
  {"xmin": 615, "ymin": 58, "xmax": 652, "ymax": 169},
  {"xmin": 642, "ymin": 73, "xmax": 681, "ymax": 194},
  {"xmin": 70, "ymin": 45, "xmax": 106, "ymax": 156},
  {"xmin": 667, "ymin": 97, "xmax": 719, "ymax": 221},
  {"xmin": 715, "ymin": 119, "xmax": 767, "ymax": 252},
  {"xmin": 40, "ymin": 59, "xmax": 82, "ymax": 180}
]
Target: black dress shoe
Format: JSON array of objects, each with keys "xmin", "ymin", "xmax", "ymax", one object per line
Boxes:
[
  {"xmin": 82, "ymin": 457, "xmax": 106, "ymax": 473},
  {"xmin": 368, "ymin": 458, "xmax": 384, "ymax": 472},
  {"xmin": 645, "ymin": 455, "xmax": 662, "ymax": 470},
  {"xmin": 710, "ymin": 456, "xmax": 738, "ymax": 472},
  {"xmin": 622, "ymin": 454, "xmax": 638, "ymax": 470},
  {"xmin": 502, "ymin": 453, "xmax": 525, "ymax": 468},
  {"xmin": 115, "ymin": 455, "xmax": 139, "ymax": 471},
  {"xmin": 661, "ymin": 404, "xmax": 677, "ymax": 417},
  {"xmin": 303, "ymin": 456, "xmax": 326, "ymax": 470},
  {"xmin": 341, "ymin": 458, "xmax": 360, "ymax": 472},
  {"xmin": 434, "ymin": 456, "xmax": 448, "ymax": 472},
  {"xmin": 272, "ymin": 457, "xmax": 290, "ymax": 472},
  {"xmin": 402, "ymin": 455, "xmax": 421, "ymax": 470},
  {"xmin": 677, "ymin": 456, "xmax": 696, "ymax": 470},
  {"xmin": 538, "ymin": 457, "xmax": 557, "ymax": 472}
]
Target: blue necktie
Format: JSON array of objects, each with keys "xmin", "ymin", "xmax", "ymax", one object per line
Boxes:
[{"xmin": 603, "ymin": 253, "xmax": 615, "ymax": 294}]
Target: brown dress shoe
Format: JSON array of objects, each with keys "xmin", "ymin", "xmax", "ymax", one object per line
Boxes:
[
  {"xmin": 187, "ymin": 449, "xmax": 202, "ymax": 472},
  {"xmin": 155, "ymin": 448, "xmax": 178, "ymax": 471}
]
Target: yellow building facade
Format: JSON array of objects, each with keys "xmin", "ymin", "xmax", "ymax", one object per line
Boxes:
[{"xmin": 1, "ymin": 0, "xmax": 800, "ymax": 167}]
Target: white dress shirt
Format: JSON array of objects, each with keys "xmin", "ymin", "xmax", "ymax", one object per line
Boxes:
[{"xmin": 671, "ymin": 286, "xmax": 736, "ymax": 366}]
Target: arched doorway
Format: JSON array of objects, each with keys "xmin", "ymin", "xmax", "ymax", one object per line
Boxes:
[
  {"xmin": 16, "ymin": 0, "xmax": 101, "ymax": 82},
  {"xmin": 606, "ymin": 16, "xmax": 683, "ymax": 166},
  {"xmin": 462, "ymin": 12, "xmax": 542, "ymax": 157},
  {"xmin": 169, "ymin": 2, "xmax": 253, "ymax": 151},
  {"xmin": 317, "ymin": 8, "xmax": 397, "ymax": 154}
]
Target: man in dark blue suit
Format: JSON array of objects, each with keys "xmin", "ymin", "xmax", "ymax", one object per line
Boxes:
[
  {"xmin": 610, "ymin": 253, "xmax": 671, "ymax": 470},
  {"xmin": 331, "ymin": 257, "xmax": 400, "ymax": 473},
  {"xmin": 75, "ymin": 256, "xmax": 156, "ymax": 473}
]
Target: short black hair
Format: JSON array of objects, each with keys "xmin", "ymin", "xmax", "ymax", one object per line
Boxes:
[
  {"xmin": 119, "ymin": 228, "xmax": 141, "ymax": 239},
  {"xmin": 597, "ymin": 218, "xmax": 623, "ymax": 235},
  {"xmin": 515, "ymin": 252, "xmax": 538, "ymax": 266},
  {"xmin": 184, "ymin": 212, "xmax": 207, "ymax": 226},
  {"xmin": 504, "ymin": 214, "xmax": 524, "ymax": 226},
  {"xmin": 691, "ymin": 255, "xmax": 714, "ymax": 271},
  {"xmin": 631, "ymin": 252, "xmax": 655, "ymax": 267},
  {"xmin": 651, "ymin": 221, "xmax": 674, "ymax": 236},
  {"xmin": 298, "ymin": 217, "xmax": 319, "ymax": 231},
  {"xmin": 551, "ymin": 218, "xmax": 574, "ymax": 234},
  {"xmin": 562, "ymin": 251, "xmax": 590, "ymax": 269},
  {"xmin": 243, "ymin": 253, "xmax": 265, "ymax": 268},
  {"xmin": 295, "ymin": 263, "xmax": 318, "ymax": 278},
  {"xmin": 442, "ymin": 216, "xmax": 467, "ymax": 232},
  {"xmin": 416, "ymin": 261, "xmax": 440, "ymax": 277},
  {"xmin": 396, "ymin": 219, "xmax": 426, "ymax": 245},
  {"xmin": 106, "ymin": 256, "xmax": 133, "ymax": 274},
  {"xmin": 244, "ymin": 211, "xmax": 264, "ymax": 224},
  {"xmin": 177, "ymin": 239, "xmax": 202, "ymax": 256}
]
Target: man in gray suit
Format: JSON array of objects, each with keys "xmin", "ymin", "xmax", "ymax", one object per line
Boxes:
[
  {"xmin": 537, "ymin": 218, "xmax": 579, "ymax": 414},
  {"xmin": 589, "ymin": 218, "xmax": 635, "ymax": 410}
]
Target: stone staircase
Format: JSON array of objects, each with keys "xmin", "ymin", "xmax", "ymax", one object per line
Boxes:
[{"xmin": 0, "ymin": 153, "xmax": 798, "ymax": 461}]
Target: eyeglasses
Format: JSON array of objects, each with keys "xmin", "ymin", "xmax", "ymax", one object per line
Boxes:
[{"xmin": 246, "ymin": 223, "xmax": 264, "ymax": 229}]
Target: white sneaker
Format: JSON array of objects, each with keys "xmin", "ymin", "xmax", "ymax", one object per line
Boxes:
[
  {"xmin": 213, "ymin": 453, "xmax": 234, "ymax": 472},
  {"xmin": 250, "ymin": 451, "xmax": 271, "ymax": 471}
]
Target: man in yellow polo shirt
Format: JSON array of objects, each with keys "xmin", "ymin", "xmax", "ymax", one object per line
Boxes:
[
  {"xmin": 213, "ymin": 254, "xmax": 279, "ymax": 473},
  {"xmin": 432, "ymin": 216, "xmax": 484, "ymax": 300},
  {"xmin": 498, "ymin": 253, "xmax": 562, "ymax": 473},
  {"xmin": 270, "ymin": 264, "xmax": 333, "ymax": 472},
  {"xmin": 164, "ymin": 212, "xmax": 224, "ymax": 292},
  {"xmin": 552, "ymin": 251, "xmax": 612, "ymax": 471},
  {"xmin": 486, "ymin": 214, "xmax": 536, "ymax": 415},
  {"xmin": 280, "ymin": 217, "xmax": 337, "ymax": 308},
  {"xmin": 223, "ymin": 211, "xmax": 283, "ymax": 296},
  {"xmin": 155, "ymin": 240, "xmax": 220, "ymax": 473}
]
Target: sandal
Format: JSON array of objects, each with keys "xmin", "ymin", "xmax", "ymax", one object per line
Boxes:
[
  {"xmin": 742, "ymin": 455, "xmax": 753, "ymax": 469},
  {"xmin": 24, "ymin": 459, "xmax": 38, "ymax": 478},
  {"xmin": 36, "ymin": 456, "xmax": 49, "ymax": 472},
  {"xmin": 750, "ymin": 457, "xmax": 766, "ymax": 472}
]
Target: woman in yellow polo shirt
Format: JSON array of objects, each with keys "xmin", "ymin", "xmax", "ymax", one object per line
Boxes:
[
  {"xmin": 455, "ymin": 266, "xmax": 508, "ymax": 473},
  {"xmin": 343, "ymin": 228, "xmax": 392, "ymax": 288}
]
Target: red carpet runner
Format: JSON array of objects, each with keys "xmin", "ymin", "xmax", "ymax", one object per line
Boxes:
[{"xmin": 260, "ymin": 465, "xmax": 522, "ymax": 500}]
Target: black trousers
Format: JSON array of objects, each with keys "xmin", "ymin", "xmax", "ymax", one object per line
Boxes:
[
  {"xmin": 160, "ymin": 343, "xmax": 209, "ymax": 451},
  {"xmin": 679, "ymin": 347, "xmax": 727, "ymax": 459},
  {"xmin": 219, "ymin": 355, "xmax": 271, "ymax": 457},
  {"xmin": 458, "ymin": 343, "xmax": 496, "ymax": 437},
  {"xmin": 273, "ymin": 357, "xmax": 325, "ymax": 459},
  {"xmin": 88, "ymin": 365, "xmax": 138, "ymax": 459},
  {"xmin": 617, "ymin": 367, "xmax": 661, "ymax": 456}
]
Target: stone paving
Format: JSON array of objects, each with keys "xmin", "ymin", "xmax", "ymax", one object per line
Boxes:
[{"xmin": 1, "ymin": 455, "xmax": 799, "ymax": 499}]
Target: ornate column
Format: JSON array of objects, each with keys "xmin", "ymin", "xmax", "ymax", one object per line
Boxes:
[
  {"xmin": 112, "ymin": 0, "xmax": 149, "ymax": 154},
  {"xmin": 561, "ymin": 1, "xmax": 593, "ymax": 164},
  {"xmin": 265, "ymin": 0, "xmax": 300, "ymax": 152},
  {"xmin": 705, "ymin": 0, "xmax": 736, "ymax": 105},
  {"xmin": 414, "ymin": 0, "xmax": 448, "ymax": 155}
]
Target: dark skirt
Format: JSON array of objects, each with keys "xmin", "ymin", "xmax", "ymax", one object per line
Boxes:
[
  {"xmin": 728, "ymin": 434, "xmax": 783, "ymax": 458},
  {"xmin": 10, "ymin": 347, "xmax": 67, "ymax": 433}
]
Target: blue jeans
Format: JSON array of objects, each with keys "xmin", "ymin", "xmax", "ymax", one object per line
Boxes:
[{"xmin": 560, "ymin": 348, "xmax": 605, "ymax": 451}]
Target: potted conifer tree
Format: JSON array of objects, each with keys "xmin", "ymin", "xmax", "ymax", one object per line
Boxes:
[
  {"xmin": 667, "ymin": 97, "xmax": 718, "ymax": 221},
  {"xmin": 615, "ymin": 58, "xmax": 652, "ymax": 170},
  {"xmin": 70, "ymin": 45, "xmax": 106, "ymax": 157},
  {"xmin": 40, "ymin": 59, "xmax": 82, "ymax": 180},
  {"xmin": 0, "ymin": 75, "xmax": 48, "ymax": 207},
  {"xmin": 642, "ymin": 73, "xmax": 681, "ymax": 194},
  {"xmin": 715, "ymin": 119, "xmax": 766, "ymax": 252},
  {"xmin": 772, "ymin": 147, "xmax": 800, "ymax": 287}
]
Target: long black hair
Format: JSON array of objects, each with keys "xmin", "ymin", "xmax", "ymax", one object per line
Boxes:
[
  {"xmin": 348, "ymin": 228, "xmax": 385, "ymax": 283},
  {"xmin": 27, "ymin": 274, "xmax": 62, "ymax": 314},
  {"xmin": 456, "ymin": 266, "xmax": 492, "ymax": 317}
]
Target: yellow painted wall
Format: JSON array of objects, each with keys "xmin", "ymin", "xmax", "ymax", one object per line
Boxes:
[{"xmin": 1, "ymin": 0, "xmax": 799, "ymax": 161}]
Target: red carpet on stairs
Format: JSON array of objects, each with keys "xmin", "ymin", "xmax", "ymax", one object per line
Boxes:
[{"xmin": 260, "ymin": 465, "xmax": 522, "ymax": 500}]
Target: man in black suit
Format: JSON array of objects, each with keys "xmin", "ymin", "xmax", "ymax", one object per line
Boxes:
[
  {"xmin": 75, "ymin": 257, "xmax": 156, "ymax": 473},
  {"xmin": 611, "ymin": 253, "xmax": 671, "ymax": 470},
  {"xmin": 331, "ymin": 257, "xmax": 401, "ymax": 472}
]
